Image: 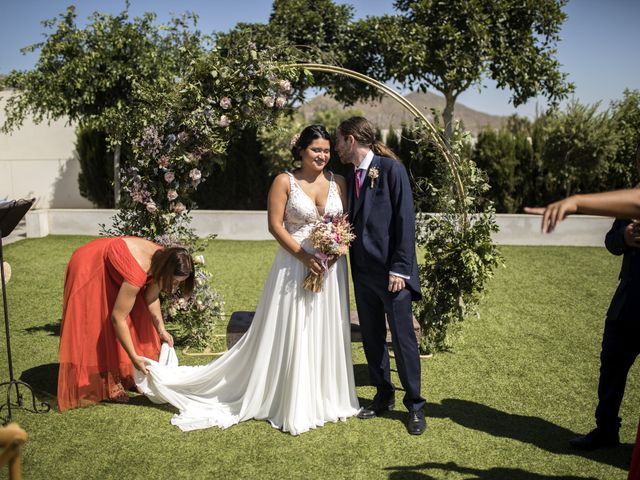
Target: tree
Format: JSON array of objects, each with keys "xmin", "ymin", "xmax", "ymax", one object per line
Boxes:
[
  {"xmin": 609, "ymin": 89, "xmax": 640, "ymax": 188},
  {"xmin": 1, "ymin": 5, "xmax": 205, "ymax": 204},
  {"xmin": 342, "ymin": 0, "xmax": 574, "ymax": 138},
  {"xmin": 540, "ymin": 101, "xmax": 618, "ymax": 197},
  {"xmin": 216, "ymin": 0, "xmax": 353, "ymax": 104}
]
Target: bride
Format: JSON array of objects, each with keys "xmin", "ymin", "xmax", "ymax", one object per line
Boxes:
[{"xmin": 136, "ymin": 124, "xmax": 360, "ymax": 435}]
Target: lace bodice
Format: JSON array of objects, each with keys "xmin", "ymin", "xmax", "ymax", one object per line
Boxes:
[{"xmin": 284, "ymin": 172, "xmax": 342, "ymax": 245}]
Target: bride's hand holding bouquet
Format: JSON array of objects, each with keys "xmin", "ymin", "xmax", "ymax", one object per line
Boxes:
[{"xmin": 303, "ymin": 213, "xmax": 355, "ymax": 293}]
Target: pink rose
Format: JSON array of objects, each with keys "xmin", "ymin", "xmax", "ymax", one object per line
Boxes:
[
  {"xmin": 164, "ymin": 171, "xmax": 175, "ymax": 183},
  {"xmin": 173, "ymin": 202, "xmax": 186, "ymax": 214},
  {"xmin": 218, "ymin": 115, "xmax": 230, "ymax": 127},
  {"xmin": 275, "ymin": 96, "xmax": 287, "ymax": 108},
  {"xmin": 146, "ymin": 202, "xmax": 157, "ymax": 213},
  {"xmin": 157, "ymin": 155, "xmax": 170, "ymax": 168},
  {"xmin": 167, "ymin": 189, "xmax": 178, "ymax": 201}
]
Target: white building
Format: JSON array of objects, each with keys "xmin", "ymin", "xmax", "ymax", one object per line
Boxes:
[{"xmin": 0, "ymin": 89, "xmax": 91, "ymax": 209}]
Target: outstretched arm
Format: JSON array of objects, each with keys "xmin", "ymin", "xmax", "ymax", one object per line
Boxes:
[{"xmin": 524, "ymin": 189, "xmax": 640, "ymax": 234}]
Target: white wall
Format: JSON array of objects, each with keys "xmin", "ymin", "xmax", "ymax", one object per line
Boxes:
[
  {"xmin": 25, "ymin": 209, "xmax": 615, "ymax": 246},
  {"xmin": 0, "ymin": 90, "xmax": 92, "ymax": 209}
]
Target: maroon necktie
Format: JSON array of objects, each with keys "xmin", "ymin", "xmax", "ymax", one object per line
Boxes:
[{"xmin": 355, "ymin": 169, "xmax": 364, "ymax": 198}]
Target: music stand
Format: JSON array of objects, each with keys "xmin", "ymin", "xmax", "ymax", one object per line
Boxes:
[{"xmin": 0, "ymin": 198, "xmax": 51, "ymax": 424}]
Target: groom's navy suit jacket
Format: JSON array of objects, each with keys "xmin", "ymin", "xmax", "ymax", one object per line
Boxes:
[{"xmin": 347, "ymin": 155, "xmax": 421, "ymax": 301}]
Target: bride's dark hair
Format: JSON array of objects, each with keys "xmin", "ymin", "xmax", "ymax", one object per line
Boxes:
[{"xmin": 290, "ymin": 124, "xmax": 331, "ymax": 164}]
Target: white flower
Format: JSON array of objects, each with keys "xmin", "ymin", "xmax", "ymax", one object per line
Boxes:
[
  {"xmin": 145, "ymin": 202, "xmax": 158, "ymax": 213},
  {"xmin": 167, "ymin": 189, "xmax": 178, "ymax": 201},
  {"xmin": 278, "ymin": 79, "xmax": 292, "ymax": 93},
  {"xmin": 262, "ymin": 95, "xmax": 275, "ymax": 108},
  {"xmin": 275, "ymin": 96, "xmax": 287, "ymax": 108},
  {"xmin": 194, "ymin": 254, "xmax": 205, "ymax": 265},
  {"xmin": 219, "ymin": 97, "xmax": 232, "ymax": 109},
  {"xmin": 189, "ymin": 168, "xmax": 202, "ymax": 181},
  {"xmin": 218, "ymin": 115, "xmax": 230, "ymax": 127},
  {"xmin": 164, "ymin": 171, "xmax": 175, "ymax": 183}
]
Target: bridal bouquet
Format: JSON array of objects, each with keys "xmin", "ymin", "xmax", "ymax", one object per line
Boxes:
[{"xmin": 303, "ymin": 214, "xmax": 356, "ymax": 293}]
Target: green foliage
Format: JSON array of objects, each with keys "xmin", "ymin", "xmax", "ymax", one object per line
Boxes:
[
  {"xmin": 338, "ymin": 0, "xmax": 573, "ymax": 136},
  {"xmin": 76, "ymin": 126, "xmax": 117, "ymax": 208},
  {"xmin": 75, "ymin": 127, "xmax": 135, "ymax": 209},
  {"xmin": 541, "ymin": 100, "xmax": 619, "ymax": 197},
  {"xmin": 194, "ymin": 126, "xmax": 273, "ymax": 209},
  {"xmin": 1, "ymin": 6, "xmax": 205, "ymax": 141},
  {"xmin": 471, "ymin": 93, "xmax": 640, "ymax": 212},
  {"xmin": 609, "ymin": 89, "xmax": 640, "ymax": 188},
  {"xmin": 412, "ymin": 123, "xmax": 502, "ymax": 354}
]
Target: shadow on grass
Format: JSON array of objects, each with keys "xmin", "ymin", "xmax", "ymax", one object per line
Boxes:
[
  {"xmin": 20, "ymin": 363, "xmax": 58, "ymax": 398},
  {"xmin": 384, "ymin": 461, "xmax": 600, "ymax": 479},
  {"xmin": 24, "ymin": 321, "xmax": 61, "ymax": 336},
  {"xmin": 428, "ymin": 399, "xmax": 633, "ymax": 470}
]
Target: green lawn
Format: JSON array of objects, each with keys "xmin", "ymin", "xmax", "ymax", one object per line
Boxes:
[{"xmin": 1, "ymin": 236, "xmax": 638, "ymax": 479}]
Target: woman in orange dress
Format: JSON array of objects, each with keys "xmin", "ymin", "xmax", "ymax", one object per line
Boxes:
[{"xmin": 57, "ymin": 236, "xmax": 194, "ymax": 411}]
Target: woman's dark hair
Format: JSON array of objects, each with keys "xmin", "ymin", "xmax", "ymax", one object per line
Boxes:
[
  {"xmin": 149, "ymin": 247, "xmax": 194, "ymax": 298},
  {"xmin": 337, "ymin": 116, "xmax": 399, "ymax": 160},
  {"xmin": 290, "ymin": 124, "xmax": 331, "ymax": 162}
]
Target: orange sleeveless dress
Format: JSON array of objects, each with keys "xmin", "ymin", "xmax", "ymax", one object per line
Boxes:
[{"xmin": 57, "ymin": 237, "xmax": 161, "ymax": 411}]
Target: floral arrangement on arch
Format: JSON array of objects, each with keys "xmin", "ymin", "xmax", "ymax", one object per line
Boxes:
[{"xmin": 105, "ymin": 41, "xmax": 302, "ymax": 348}]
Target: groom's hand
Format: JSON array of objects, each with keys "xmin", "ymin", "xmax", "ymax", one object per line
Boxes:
[{"xmin": 388, "ymin": 274, "xmax": 405, "ymax": 293}]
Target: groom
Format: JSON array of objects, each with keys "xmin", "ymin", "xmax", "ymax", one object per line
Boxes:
[{"xmin": 335, "ymin": 116, "xmax": 426, "ymax": 435}]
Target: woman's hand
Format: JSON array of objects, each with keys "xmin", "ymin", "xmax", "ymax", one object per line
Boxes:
[
  {"xmin": 524, "ymin": 196, "xmax": 579, "ymax": 234},
  {"xmin": 300, "ymin": 251, "xmax": 325, "ymax": 275},
  {"xmin": 131, "ymin": 355, "xmax": 149, "ymax": 375},
  {"xmin": 158, "ymin": 329, "xmax": 174, "ymax": 347}
]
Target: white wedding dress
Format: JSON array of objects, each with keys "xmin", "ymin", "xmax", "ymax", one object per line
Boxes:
[{"xmin": 135, "ymin": 172, "xmax": 360, "ymax": 435}]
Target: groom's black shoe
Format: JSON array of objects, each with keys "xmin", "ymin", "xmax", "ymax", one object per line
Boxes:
[
  {"xmin": 406, "ymin": 410, "xmax": 427, "ymax": 435},
  {"xmin": 357, "ymin": 398, "xmax": 395, "ymax": 419},
  {"xmin": 569, "ymin": 428, "xmax": 619, "ymax": 450}
]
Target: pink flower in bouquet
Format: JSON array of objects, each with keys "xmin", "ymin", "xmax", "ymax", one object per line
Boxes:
[
  {"xmin": 167, "ymin": 189, "xmax": 178, "ymax": 201},
  {"xmin": 274, "ymin": 96, "xmax": 287, "ymax": 108},
  {"xmin": 189, "ymin": 168, "xmax": 202, "ymax": 181},
  {"xmin": 164, "ymin": 171, "xmax": 175, "ymax": 183},
  {"xmin": 303, "ymin": 213, "xmax": 355, "ymax": 292},
  {"xmin": 173, "ymin": 202, "xmax": 186, "ymax": 214},
  {"xmin": 218, "ymin": 115, "xmax": 230, "ymax": 127}
]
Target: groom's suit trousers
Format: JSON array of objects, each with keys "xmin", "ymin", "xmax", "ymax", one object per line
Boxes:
[{"xmin": 596, "ymin": 220, "xmax": 640, "ymax": 431}]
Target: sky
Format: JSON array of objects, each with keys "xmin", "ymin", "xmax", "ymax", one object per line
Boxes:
[{"xmin": 1, "ymin": 0, "xmax": 639, "ymax": 118}]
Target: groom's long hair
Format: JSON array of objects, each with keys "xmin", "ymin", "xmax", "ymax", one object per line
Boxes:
[{"xmin": 337, "ymin": 116, "xmax": 399, "ymax": 160}]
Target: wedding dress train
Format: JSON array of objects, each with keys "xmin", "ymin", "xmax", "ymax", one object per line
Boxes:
[{"xmin": 135, "ymin": 172, "xmax": 359, "ymax": 435}]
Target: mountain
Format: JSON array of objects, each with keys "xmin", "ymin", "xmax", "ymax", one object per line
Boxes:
[{"xmin": 299, "ymin": 91, "xmax": 508, "ymax": 135}]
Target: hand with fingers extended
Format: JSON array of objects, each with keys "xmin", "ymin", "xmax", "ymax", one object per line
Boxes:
[{"xmin": 524, "ymin": 196, "xmax": 579, "ymax": 234}]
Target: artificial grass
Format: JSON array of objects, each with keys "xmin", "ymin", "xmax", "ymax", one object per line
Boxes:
[{"xmin": 0, "ymin": 236, "xmax": 637, "ymax": 479}]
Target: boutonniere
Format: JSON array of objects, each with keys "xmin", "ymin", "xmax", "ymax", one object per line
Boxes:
[{"xmin": 368, "ymin": 167, "xmax": 380, "ymax": 188}]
